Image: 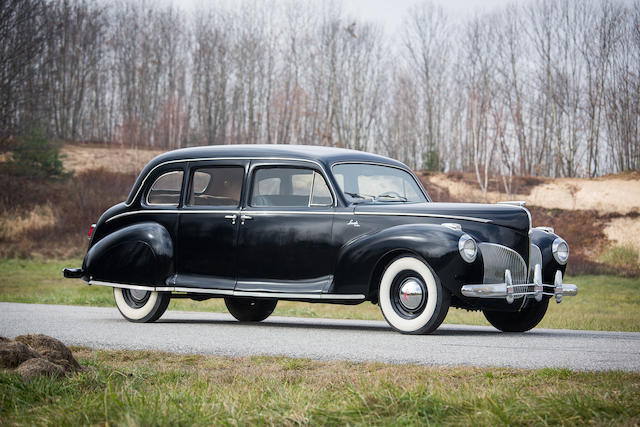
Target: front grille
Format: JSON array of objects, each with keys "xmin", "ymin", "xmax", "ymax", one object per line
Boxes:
[
  {"xmin": 479, "ymin": 243, "xmax": 527, "ymax": 284},
  {"xmin": 529, "ymin": 244, "xmax": 542, "ymax": 281}
]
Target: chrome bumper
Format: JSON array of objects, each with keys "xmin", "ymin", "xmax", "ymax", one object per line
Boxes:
[{"xmin": 461, "ymin": 264, "xmax": 577, "ymax": 304}]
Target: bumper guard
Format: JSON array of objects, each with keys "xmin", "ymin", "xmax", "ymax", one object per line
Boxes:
[{"xmin": 461, "ymin": 264, "xmax": 577, "ymax": 304}]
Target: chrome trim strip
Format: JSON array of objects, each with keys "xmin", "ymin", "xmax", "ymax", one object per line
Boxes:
[
  {"xmin": 355, "ymin": 211, "xmax": 492, "ymax": 223},
  {"xmin": 129, "ymin": 156, "xmax": 339, "ymax": 208},
  {"xmin": 233, "ymin": 291, "xmax": 365, "ymax": 300},
  {"xmin": 88, "ymin": 280, "xmax": 364, "ymax": 300},
  {"xmin": 106, "ymin": 209, "xmax": 357, "ymax": 222},
  {"xmin": 89, "ymin": 280, "xmax": 153, "ymax": 291},
  {"xmin": 107, "ymin": 209, "xmax": 488, "ymax": 223}
]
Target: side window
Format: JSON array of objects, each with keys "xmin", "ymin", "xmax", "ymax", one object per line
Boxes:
[
  {"xmin": 251, "ymin": 167, "xmax": 333, "ymax": 207},
  {"xmin": 147, "ymin": 170, "xmax": 183, "ymax": 206},
  {"xmin": 188, "ymin": 167, "xmax": 244, "ymax": 207}
]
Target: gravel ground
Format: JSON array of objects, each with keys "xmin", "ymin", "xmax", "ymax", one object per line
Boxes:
[{"xmin": 1, "ymin": 302, "xmax": 639, "ymax": 372}]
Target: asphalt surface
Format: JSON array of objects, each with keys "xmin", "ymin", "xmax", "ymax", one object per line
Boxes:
[{"xmin": 1, "ymin": 302, "xmax": 639, "ymax": 372}]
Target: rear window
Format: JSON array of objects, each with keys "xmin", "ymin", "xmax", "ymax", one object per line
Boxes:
[{"xmin": 146, "ymin": 171, "xmax": 183, "ymax": 206}]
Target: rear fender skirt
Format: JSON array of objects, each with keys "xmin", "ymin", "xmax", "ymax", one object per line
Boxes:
[
  {"xmin": 332, "ymin": 224, "xmax": 484, "ymax": 298},
  {"xmin": 82, "ymin": 222, "xmax": 174, "ymax": 287}
]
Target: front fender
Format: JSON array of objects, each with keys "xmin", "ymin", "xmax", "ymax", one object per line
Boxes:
[
  {"xmin": 530, "ymin": 228, "xmax": 568, "ymax": 283},
  {"xmin": 82, "ymin": 222, "xmax": 174, "ymax": 287},
  {"xmin": 332, "ymin": 224, "xmax": 483, "ymax": 298}
]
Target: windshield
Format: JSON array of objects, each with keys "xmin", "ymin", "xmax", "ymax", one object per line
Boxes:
[{"xmin": 332, "ymin": 163, "xmax": 428, "ymax": 204}]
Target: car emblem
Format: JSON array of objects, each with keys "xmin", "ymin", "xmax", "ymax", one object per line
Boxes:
[{"xmin": 347, "ymin": 219, "xmax": 360, "ymax": 227}]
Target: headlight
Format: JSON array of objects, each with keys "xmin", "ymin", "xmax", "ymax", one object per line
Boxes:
[
  {"xmin": 458, "ymin": 234, "xmax": 477, "ymax": 263},
  {"xmin": 552, "ymin": 238, "xmax": 569, "ymax": 265}
]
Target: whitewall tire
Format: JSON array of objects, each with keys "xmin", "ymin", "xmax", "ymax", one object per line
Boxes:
[
  {"xmin": 113, "ymin": 287, "xmax": 170, "ymax": 323},
  {"xmin": 378, "ymin": 256, "xmax": 450, "ymax": 334}
]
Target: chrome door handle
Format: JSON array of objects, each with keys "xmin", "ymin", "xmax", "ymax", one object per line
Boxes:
[
  {"xmin": 240, "ymin": 214, "xmax": 253, "ymax": 224},
  {"xmin": 224, "ymin": 214, "xmax": 237, "ymax": 225}
]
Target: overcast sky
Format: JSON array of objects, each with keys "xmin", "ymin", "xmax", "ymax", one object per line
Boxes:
[
  {"xmin": 342, "ymin": 0, "xmax": 519, "ymax": 31},
  {"xmin": 172, "ymin": 0, "xmax": 521, "ymax": 33}
]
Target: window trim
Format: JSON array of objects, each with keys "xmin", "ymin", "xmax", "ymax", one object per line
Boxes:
[
  {"xmin": 249, "ymin": 165, "xmax": 335, "ymax": 208},
  {"xmin": 145, "ymin": 170, "xmax": 184, "ymax": 207}
]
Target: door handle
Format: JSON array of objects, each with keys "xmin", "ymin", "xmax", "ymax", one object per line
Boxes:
[
  {"xmin": 224, "ymin": 214, "xmax": 237, "ymax": 225},
  {"xmin": 240, "ymin": 214, "xmax": 253, "ymax": 224}
]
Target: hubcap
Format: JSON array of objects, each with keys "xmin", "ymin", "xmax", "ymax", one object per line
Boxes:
[
  {"xmin": 130, "ymin": 289, "xmax": 149, "ymax": 301},
  {"xmin": 398, "ymin": 278, "xmax": 424, "ymax": 311}
]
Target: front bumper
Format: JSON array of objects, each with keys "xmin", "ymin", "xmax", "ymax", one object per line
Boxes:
[{"xmin": 461, "ymin": 264, "xmax": 577, "ymax": 304}]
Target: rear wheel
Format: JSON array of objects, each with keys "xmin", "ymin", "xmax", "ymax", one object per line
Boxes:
[
  {"xmin": 483, "ymin": 299, "xmax": 549, "ymax": 332},
  {"xmin": 378, "ymin": 256, "xmax": 450, "ymax": 335},
  {"xmin": 224, "ymin": 297, "xmax": 277, "ymax": 322},
  {"xmin": 113, "ymin": 288, "xmax": 170, "ymax": 323}
]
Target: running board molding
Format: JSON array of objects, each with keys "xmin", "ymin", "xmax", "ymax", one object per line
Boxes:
[{"xmin": 88, "ymin": 280, "xmax": 365, "ymax": 300}]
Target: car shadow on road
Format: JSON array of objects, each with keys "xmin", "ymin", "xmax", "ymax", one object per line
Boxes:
[{"xmin": 154, "ymin": 317, "xmax": 532, "ymax": 336}]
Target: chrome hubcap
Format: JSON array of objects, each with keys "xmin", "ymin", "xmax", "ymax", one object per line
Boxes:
[
  {"xmin": 130, "ymin": 289, "xmax": 149, "ymax": 301},
  {"xmin": 398, "ymin": 278, "xmax": 424, "ymax": 311}
]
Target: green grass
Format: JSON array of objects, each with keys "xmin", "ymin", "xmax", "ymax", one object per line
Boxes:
[
  {"xmin": 2, "ymin": 258, "xmax": 640, "ymax": 331},
  {"xmin": 1, "ymin": 348, "xmax": 639, "ymax": 426}
]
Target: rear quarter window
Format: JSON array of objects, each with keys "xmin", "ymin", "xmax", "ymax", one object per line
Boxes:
[{"xmin": 146, "ymin": 170, "xmax": 183, "ymax": 206}]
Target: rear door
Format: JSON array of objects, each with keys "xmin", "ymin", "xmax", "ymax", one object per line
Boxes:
[{"xmin": 175, "ymin": 160, "xmax": 248, "ymax": 290}]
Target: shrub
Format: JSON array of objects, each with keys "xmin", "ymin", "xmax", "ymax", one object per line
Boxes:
[{"xmin": 3, "ymin": 128, "xmax": 67, "ymax": 178}]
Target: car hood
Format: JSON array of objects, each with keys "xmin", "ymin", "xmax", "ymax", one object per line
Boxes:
[{"xmin": 353, "ymin": 202, "xmax": 531, "ymax": 232}]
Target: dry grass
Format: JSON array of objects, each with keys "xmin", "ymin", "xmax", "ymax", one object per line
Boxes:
[
  {"xmin": 1, "ymin": 347, "xmax": 638, "ymax": 426},
  {"xmin": 0, "ymin": 204, "xmax": 55, "ymax": 240},
  {"xmin": 0, "ymin": 169, "xmax": 136, "ymax": 258},
  {"xmin": 604, "ymin": 217, "xmax": 640, "ymax": 262},
  {"xmin": 60, "ymin": 143, "xmax": 162, "ymax": 174}
]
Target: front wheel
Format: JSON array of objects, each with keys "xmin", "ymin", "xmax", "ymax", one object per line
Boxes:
[
  {"xmin": 483, "ymin": 299, "xmax": 549, "ymax": 332},
  {"xmin": 113, "ymin": 288, "xmax": 170, "ymax": 323},
  {"xmin": 378, "ymin": 256, "xmax": 450, "ymax": 335},
  {"xmin": 224, "ymin": 297, "xmax": 277, "ymax": 322}
]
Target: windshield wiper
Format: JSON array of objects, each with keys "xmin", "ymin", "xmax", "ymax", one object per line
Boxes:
[
  {"xmin": 376, "ymin": 194, "xmax": 408, "ymax": 202},
  {"xmin": 344, "ymin": 192, "xmax": 374, "ymax": 204}
]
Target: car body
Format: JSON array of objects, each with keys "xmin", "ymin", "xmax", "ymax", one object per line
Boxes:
[{"xmin": 63, "ymin": 145, "xmax": 577, "ymax": 334}]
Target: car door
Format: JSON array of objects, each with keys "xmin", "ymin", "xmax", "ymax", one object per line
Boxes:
[
  {"xmin": 235, "ymin": 161, "xmax": 336, "ymax": 293},
  {"xmin": 175, "ymin": 160, "xmax": 248, "ymax": 291}
]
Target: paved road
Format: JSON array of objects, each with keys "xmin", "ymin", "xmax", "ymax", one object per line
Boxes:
[{"xmin": 1, "ymin": 302, "xmax": 639, "ymax": 372}]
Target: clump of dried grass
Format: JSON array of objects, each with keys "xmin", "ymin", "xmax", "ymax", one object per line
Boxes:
[{"xmin": 0, "ymin": 334, "xmax": 81, "ymax": 381}]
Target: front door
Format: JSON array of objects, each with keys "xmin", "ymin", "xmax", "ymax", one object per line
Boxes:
[
  {"xmin": 176, "ymin": 160, "xmax": 248, "ymax": 290},
  {"xmin": 236, "ymin": 162, "xmax": 336, "ymax": 293}
]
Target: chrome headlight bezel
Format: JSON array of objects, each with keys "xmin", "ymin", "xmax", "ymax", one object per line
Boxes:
[
  {"xmin": 552, "ymin": 237, "xmax": 569, "ymax": 265},
  {"xmin": 458, "ymin": 234, "xmax": 478, "ymax": 263}
]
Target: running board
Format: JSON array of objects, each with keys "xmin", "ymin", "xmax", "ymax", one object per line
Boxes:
[{"xmin": 88, "ymin": 280, "xmax": 365, "ymax": 300}]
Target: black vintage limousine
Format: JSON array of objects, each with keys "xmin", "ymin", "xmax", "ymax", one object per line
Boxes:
[{"xmin": 63, "ymin": 145, "xmax": 577, "ymax": 334}]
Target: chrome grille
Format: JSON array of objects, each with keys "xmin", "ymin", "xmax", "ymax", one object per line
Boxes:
[
  {"xmin": 529, "ymin": 244, "xmax": 542, "ymax": 281},
  {"xmin": 479, "ymin": 243, "xmax": 527, "ymax": 284}
]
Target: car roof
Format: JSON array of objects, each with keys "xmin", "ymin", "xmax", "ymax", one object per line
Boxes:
[
  {"xmin": 126, "ymin": 144, "xmax": 411, "ymax": 205},
  {"xmin": 147, "ymin": 144, "xmax": 406, "ymax": 169}
]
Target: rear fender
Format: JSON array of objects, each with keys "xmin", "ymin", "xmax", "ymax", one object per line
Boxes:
[
  {"xmin": 332, "ymin": 224, "xmax": 483, "ymax": 299},
  {"xmin": 82, "ymin": 222, "xmax": 174, "ymax": 287}
]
